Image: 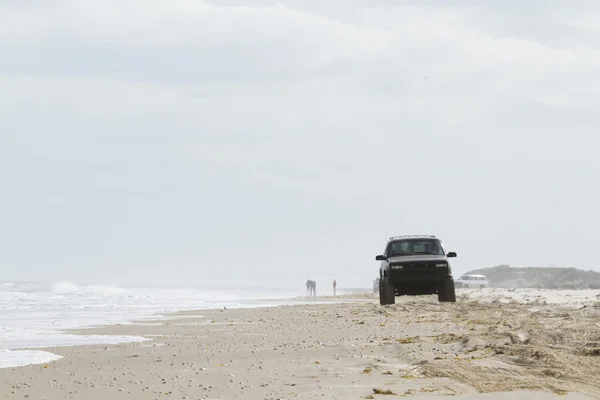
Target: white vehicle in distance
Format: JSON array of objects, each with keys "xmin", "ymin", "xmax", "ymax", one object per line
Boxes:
[{"xmin": 455, "ymin": 274, "xmax": 489, "ymax": 289}]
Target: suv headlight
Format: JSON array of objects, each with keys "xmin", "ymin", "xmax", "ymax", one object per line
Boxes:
[{"xmin": 435, "ymin": 263, "xmax": 448, "ymax": 267}]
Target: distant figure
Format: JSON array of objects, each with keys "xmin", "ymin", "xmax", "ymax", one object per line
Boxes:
[
  {"xmin": 333, "ymin": 279, "xmax": 337, "ymax": 296},
  {"xmin": 305, "ymin": 279, "xmax": 316, "ymax": 297}
]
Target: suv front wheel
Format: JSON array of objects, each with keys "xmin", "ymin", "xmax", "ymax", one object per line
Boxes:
[
  {"xmin": 438, "ymin": 279, "xmax": 457, "ymax": 303},
  {"xmin": 379, "ymin": 277, "xmax": 395, "ymax": 305}
]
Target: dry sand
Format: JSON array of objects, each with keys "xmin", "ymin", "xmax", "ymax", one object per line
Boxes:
[{"xmin": 1, "ymin": 289, "xmax": 599, "ymax": 399}]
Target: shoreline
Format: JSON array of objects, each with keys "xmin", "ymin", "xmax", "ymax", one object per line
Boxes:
[
  {"xmin": 0, "ymin": 293, "xmax": 372, "ymax": 371},
  {"xmin": 1, "ymin": 291, "xmax": 599, "ymax": 399}
]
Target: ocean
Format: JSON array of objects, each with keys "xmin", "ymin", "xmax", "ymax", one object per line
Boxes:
[{"xmin": 0, "ymin": 280, "xmax": 335, "ymax": 369}]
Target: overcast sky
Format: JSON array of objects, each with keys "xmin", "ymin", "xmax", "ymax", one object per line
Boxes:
[{"xmin": 1, "ymin": 0, "xmax": 599, "ymax": 289}]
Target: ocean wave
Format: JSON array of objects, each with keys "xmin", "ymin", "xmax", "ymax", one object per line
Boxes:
[
  {"xmin": 51, "ymin": 281, "xmax": 82, "ymax": 293},
  {"xmin": 0, "ymin": 279, "xmax": 303, "ymax": 364}
]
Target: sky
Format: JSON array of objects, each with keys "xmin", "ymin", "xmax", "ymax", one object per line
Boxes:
[{"xmin": 1, "ymin": 0, "xmax": 600, "ymax": 289}]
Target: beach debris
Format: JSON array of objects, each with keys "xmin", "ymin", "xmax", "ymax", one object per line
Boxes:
[
  {"xmin": 397, "ymin": 336, "xmax": 417, "ymax": 344},
  {"xmin": 372, "ymin": 388, "xmax": 396, "ymax": 395}
]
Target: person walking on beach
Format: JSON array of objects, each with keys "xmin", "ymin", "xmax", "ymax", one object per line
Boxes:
[{"xmin": 333, "ymin": 279, "xmax": 337, "ymax": 296}]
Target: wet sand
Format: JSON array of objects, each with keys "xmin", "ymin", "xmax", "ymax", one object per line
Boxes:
[{"xmin": 1, "ymin": 289, "xmax": 599, "ymax": 399}]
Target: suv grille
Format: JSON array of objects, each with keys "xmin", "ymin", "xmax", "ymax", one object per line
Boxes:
[
  {"xmin": 390, "ymin": 261, "xmax": 448, "ymax": 277},
  {"xmin": 391, "ymin": 261, "xmax": 441, "ymax": 269}
]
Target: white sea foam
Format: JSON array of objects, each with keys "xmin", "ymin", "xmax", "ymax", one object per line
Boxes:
[
  {"xmin": 0, "ymin": 280, "xmax": 308, "ymax": 369},
  {"xmin": 0, "ymin": 349, "xmax": 62, "ymax": 368}
]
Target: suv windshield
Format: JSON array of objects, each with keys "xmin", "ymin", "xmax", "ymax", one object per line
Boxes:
[{"xmin": 386, "ymin": 238, "xmax": 445, "ymax": 257}]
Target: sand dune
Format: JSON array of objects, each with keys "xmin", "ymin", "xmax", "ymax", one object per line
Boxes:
[{"xmin": 0, "ymin": 289, "xmax": 598, "ymax": 399}]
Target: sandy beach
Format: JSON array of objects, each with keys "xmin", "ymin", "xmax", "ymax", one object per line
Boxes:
[{"xmin": 1, "ymin": 289, "xmax": 599, "ymax": 399}]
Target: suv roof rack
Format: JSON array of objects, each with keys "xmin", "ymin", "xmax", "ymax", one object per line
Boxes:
[{"xmin": 389, "ymin": 235, "xmax": 436, "ymax": 241}]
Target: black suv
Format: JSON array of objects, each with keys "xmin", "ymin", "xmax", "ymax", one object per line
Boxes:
[{"xmin": 375, "ymin": 235, "xmax": 457, "ymax": 304}]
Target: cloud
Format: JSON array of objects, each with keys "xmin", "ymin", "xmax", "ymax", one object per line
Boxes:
[{"xmin": 1, "ymin": 0, "xmax": 600, "ymax": 286}]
